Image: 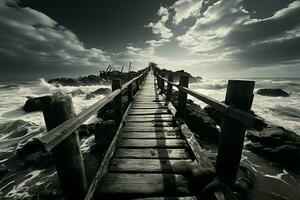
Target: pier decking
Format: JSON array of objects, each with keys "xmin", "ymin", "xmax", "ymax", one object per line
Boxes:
[
  {"xmin": 37, "ymin": 65, "xmax": 264, "ymax": 200},
  {"xmin": 95, "ymin": 74, "xmax": 194, "ymax": 199}
]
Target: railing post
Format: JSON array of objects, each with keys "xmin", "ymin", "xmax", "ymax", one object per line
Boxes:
[
  {"xmin": 41, "ymin": 95, "xmax": 87, "ymax": 200},
  {"xmin": 157, "ymin": 74, "xmax": 161, "ymax": 91},
  {"xmin": 177, "ymin": 75, "xmax": 189, "ymax": 115},
  {"xmin": 216, "ymin": 80, "xmax": 255, "ymax": 187},
  {"xmin": 161, "ymin": 72, "xmax": 165, "ymax": 93},
  {"xmin": 112, "ymin": 79, "xmax": 122, "ymax": 125},
  {"xmin": 127, "ymin": 74, "xmax": 133, "ymax": 102},
  {"xmin": 166, "ymin": 73, "xmax": 173, "ymax": 102},
  {"xmin": 136, "ymin": 76, "xmax": 140, "ymax": 91}
]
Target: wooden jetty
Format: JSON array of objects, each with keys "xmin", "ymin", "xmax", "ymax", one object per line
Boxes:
[{"xmin": 37, "ymin": 64, "xmax": 265, "ymax": 200}]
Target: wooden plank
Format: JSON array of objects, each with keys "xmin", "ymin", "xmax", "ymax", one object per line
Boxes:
[
  {"xmin": 121, "ymin": 131, "xmax": 181, "ymax": 139},
  {"xmin": 123, "ymin": 127, "xmax": 178, "ymax": 132},
  {"xmin": 126, "ymin": 115, "xmax": 173, "ymax": 119},
  {"xmin": 125, "ymin": 117, "xmax": 173, "ymax": 122},
  {"xmin": 128, "ymin": 110, "xmax": 169, "ymax": 115},
  {"xmin": 119, "ymin": 139, "xmax": 186, "ymax": 148},
  {"xmin": 131, "ymin": 106, "xmax": 167, "ymax": 109},
  {"xmin": 115, "ymin": 148, "xmax": 189, "ymax": 159},
  {"xmin": 125, "ymin": 122, "xmax": 174, "ymax": 127},
  {"xmin": 96, "ymin": 173, "xmax": 191, "ymax": 197},
  {"xmin": 109, "ymin": 158, "xmax": 191, "ymax": 173}
]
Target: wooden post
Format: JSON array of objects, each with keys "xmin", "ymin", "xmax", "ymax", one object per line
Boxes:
[
  {"xmin": 216, "ymin": 80, "xmax": 255, "ymax": 187},
  {"xmin": 112, "ymin": 79, "xmax": 122, "ymax": 125},
  {"xmin": 161, "ymin": 72, "xmax": 165, "ymax": 93},
  {"xmin": 177, "ymin": 75, "xmax": 189, "ymax": 115},
  {"xmin": 127, "ymin": 74, "xmax": 133, "ymax": 102},
  {"xmin": 41, "ymin": 95, "xmax": 87, "ymax": 200},
  {"xmin": 166, "ymin": 73, "xmax": 173, "ymax": 102}
]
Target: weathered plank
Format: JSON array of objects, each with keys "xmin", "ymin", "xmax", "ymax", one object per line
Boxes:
[
  {"xmin": 121, "ymin": 131, "xmax": 181, "ymax": 139},
  {"xmin": 126, "ymin": 114, "xmax": 173, "ymax": 119},
  {"xmin": 125, "ymin": 117, "xmax": 173, "ymax": 122},
  {"xmin": 123, "ymin": 127, "xmax": 178, "ymax": 132},
  {"xmin": 96, "ymin": 173, "xmax": 191, "ymax": 197},
  {"xmin": 109, "ymin": 158, "xmax": 191, "ymax": 173},
  {"xmin": 114, "ymin": 148, "xmax": 189, "ymax": 159},
  {"xmin": 119, "ymin": 139, "xmax": 186, "ymax": 148},
  {"xmin": 128, "ymin": 109, "xmax": 169, "ymax": 115},
  {"xmin": 125, "ymin": 122, "xmax": 174, "ymax": 127}
]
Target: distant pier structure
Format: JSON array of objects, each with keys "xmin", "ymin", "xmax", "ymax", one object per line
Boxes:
[{"xmin": 37, "ymin": 63, "xmax": 265, "ymax": 200}]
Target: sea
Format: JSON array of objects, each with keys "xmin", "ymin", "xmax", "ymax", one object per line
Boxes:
[{"xmin": 0, "ymin": 77, "xmax": 299, "ymax": 199}]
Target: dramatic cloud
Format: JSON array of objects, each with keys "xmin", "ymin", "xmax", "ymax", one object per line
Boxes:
[
  {"xmin": 176, "ymin": 0, "xmax": 300, "ymax": 70},
  {"xmin": 0, "ymin": 0, "xmax": 299, "ymax": 79},
  {"xmin": 145, "ymin": 6, "xmax": 173, "ymax": 39},
  {"xmin": 171, "ymin": 0, "xmax": 203, "ymax": 24},
  {"xmin": 0, "ymin": 0, "xmax": 110, "ymax": 78}
]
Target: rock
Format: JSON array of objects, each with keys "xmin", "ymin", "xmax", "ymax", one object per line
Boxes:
[
  {"xmin": 256, "ymin": 88, "xmax": 289, "ymax": 97},
  {"xmin": 203, "ymin": 105, "xmax": 223, "ymax": 125},
  {"xmin": 85, "ymin": 88, "xmax": 111, "ymax": 100},
  {"xmin": 85, "ymin": 93, "xmax": 96, "ymax": 100},
  {"xmin": 48, "ymin": 78, "xmax": 82, "ymax": 86},
  {"xmin": 247, "ymin": 125, "xmax": 300, "ymax": 148},
  {"xmin": 69, "ymin": 89, "xmax": 85, "ymax": 96},
  {"xmin": 91, "ymin": 120, "xmax": 116, "ymax": 156},
  {"xmin": 234, "ymin": 166, "xmax": 255, "ymax": 199},
  {"xmin": 246, "ymin": 125, "xmax": 300, "ymax": 169},
  {"xmin": 23, "ymin": 96, "xmax": 43, "ymax": 112},
  {"xmin": 23, "ymin": 152, "xmax": 53, "ymax": 169},
  {"xmin": 171, "ymin": 91, "xmax": 220, "ymax": 144},
  {"xmin": 16, "ymin": 138, "xmax": 44, "ymax": 157}
]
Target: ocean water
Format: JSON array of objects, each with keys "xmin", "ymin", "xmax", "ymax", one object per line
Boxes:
[
  {"xmin": 0, "ymin": 77, "xmax": 299, "ymax": 199},
  {"xmin": 189, "ymin": 78, "xmax": 300, "ymax": 134}
]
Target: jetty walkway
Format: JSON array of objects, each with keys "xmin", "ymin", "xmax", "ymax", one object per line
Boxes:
[{"xmin": 36, "ymin": 64, "xmax": 265, "ymax": 200}]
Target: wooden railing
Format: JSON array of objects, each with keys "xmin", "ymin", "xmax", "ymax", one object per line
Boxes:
[
  {"xmin": 37, "ymin": 66, "xmax": 149, "ymax": 200},
  {"xmin": 154, "ymin": 67, "xmax": 266, "ymax": 187}
]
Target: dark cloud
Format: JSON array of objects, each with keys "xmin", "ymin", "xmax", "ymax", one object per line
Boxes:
[{"xmin": 0, "ymin": 0, "xmax": 299, "ymax": 79}]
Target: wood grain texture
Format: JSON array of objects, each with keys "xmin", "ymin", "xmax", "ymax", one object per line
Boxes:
[
  {"xmin": 109, "ymin": 158, "xmax": 191, "ymax": 173},
  {"xmin": 114, "ymin": 148, "xmax": 189, "ymax": 159},
  {"xmin": 119, "ymin": 139, "xmax": 186, "ymax": 148},
  {"xmin": 96, "ymin": 173, "xmax": 191, "ymax": 198},
  {"xmin": 121, "ymin": 131, "xmax": 181, "ymax": 139}
]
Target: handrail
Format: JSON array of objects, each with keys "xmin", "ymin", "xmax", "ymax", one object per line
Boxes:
[
  {"xmin": 38, "ymin": 67, "xmax": 149, "ymax": 151},
  {"xmin": 155, "ymin": 72, "xmax": 266, "ymax": 130}
]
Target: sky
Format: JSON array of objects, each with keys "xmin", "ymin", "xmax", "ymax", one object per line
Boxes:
[{"xmin": 0, "ymin": 0, "xmax": 299, "ymax": 80}]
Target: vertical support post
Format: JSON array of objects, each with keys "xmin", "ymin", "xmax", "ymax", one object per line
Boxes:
[
  {"xmin": 177, "ymin": 75, "xmax": 189, "ymax": 115},
  {"xmin": 161, "ymin": 72, "xmax": 165, "ymax": 93},
  {"xmin": 112, "ymin": 79, "xmax": 122, "ymax": 125},
  {"xmin": 136, "ymin": 76, "xmax": 140, "ymax": 92},
  {"xmin": 216, "ymin": 80, "xmax": 255, "ymax": 186},
  {"xmin": 41, "ymin": 95, "xmax": 87, "ymax": 200},
  {"xmin": 157, "ymin": 73, "xmax": 161, "ymax": 91},
  {"xmin": 166, "ymin": 73, "xmax": 173, "ymax": 102},
  {"xmin": 127, "ymin": 74, "xmax": 133, "ymax": 102}
]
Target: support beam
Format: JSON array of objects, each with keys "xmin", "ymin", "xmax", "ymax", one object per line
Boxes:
[
  {"xmin": 41, "ymin": 95, "xmax": 87, "ymax": 200},
  {"xmin": 177, "ymin": 75, "xmax": 189, "ymax": 115},
  {"xmin": 216, "ymin": 80, "xmax": 255, "ymax": 186},
  {"xmin": 112, "ymin": 79, "xmax": 123, "ymax": 125},
  {"xmin": 166, "ymin": 73, "xmax": 173, "ymax": 102}
]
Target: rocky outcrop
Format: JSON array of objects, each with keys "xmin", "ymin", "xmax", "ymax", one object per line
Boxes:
[
  {"xmin": 246, "ymin": 125, "xmax": 300, "ymax": 169},
  {"xmin": 85, "ymin": 88, "xmax": 111, "ymax": 100},
  {"xmin": 256, "ymin": 88, "xmax": 289, "ymax": 97},
  {"xmin": 171, "ymin": 92, "xmax": 220, "ymax": 144},
  {"xmin": 23, "ymin": 96, "xmax": 43, "ymax": 112},
  {"xmin": 48, "ymin": 78, "xmax": 82, "ymax": 86}
]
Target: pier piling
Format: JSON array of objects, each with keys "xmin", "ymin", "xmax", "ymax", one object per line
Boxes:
[{"xmin": 41, "ymin": 95, "xmax": 87, "ymax": 200}]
